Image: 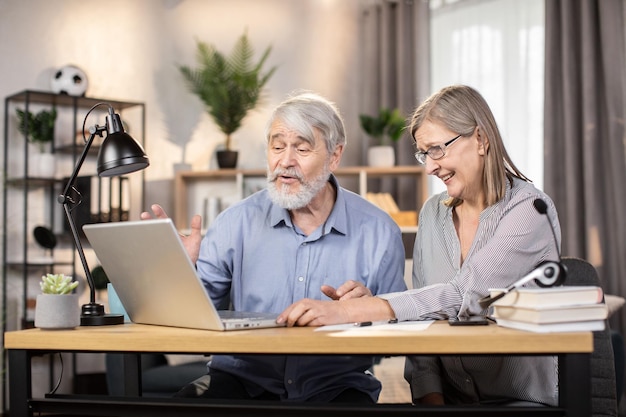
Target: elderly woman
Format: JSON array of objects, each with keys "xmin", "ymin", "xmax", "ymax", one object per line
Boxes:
[{"xmin": 278, "ymin": 84, "xmax": 560, "ymax": 407}]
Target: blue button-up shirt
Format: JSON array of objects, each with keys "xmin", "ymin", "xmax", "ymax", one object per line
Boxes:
[{"xmin": 196, "ymin": 175, "xmax": 407, "ymax": 402}]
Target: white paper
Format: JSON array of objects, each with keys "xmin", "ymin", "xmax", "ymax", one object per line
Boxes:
[{"xmin": 315, "ymin": 320, "xmax": 434, "ymax": 335}]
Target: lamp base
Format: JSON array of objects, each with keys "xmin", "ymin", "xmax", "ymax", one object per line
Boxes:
[
  {"xmin": 80, "ymin": 302, "xmax": 124, "ymax": 326},
  {"xmin": 81, "ymin": 314, "xmax": 124, "ymax": 326}
]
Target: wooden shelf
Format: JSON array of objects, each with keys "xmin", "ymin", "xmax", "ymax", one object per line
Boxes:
[
  {"xmin": 5, "ymin": 90, "xmax": 143, "ymax": 111},
  {"xmin": 174, "ymin": 166, "xmax": 428, "ymax": 230}
]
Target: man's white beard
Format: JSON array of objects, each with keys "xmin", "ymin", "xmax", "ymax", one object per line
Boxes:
[{"xmin": 266, "ymin": 165, "xmax": 331, "ymax": 210}]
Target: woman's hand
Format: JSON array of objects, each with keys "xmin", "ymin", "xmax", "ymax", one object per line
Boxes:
[
  {"xmin": 140, "ymin": 204, "xmax": 202, "ymax": 264},
  {"xmin": 321, "ymin": 280, "xmax": 372, "ymax": 301}
]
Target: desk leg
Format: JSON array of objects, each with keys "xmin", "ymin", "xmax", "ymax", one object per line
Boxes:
[
  {"xmin": 120, "ymin": 353, "xmax": 141, "ymax": 396},
  {"xmin": 559, "ymin": 353, "xmax": 591, "ymax": 417},
  {"xmin": 8, "ymin": 349, "xmax": 31, "ymax": 417}
]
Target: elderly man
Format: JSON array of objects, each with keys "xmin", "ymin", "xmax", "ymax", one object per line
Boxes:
[{"xmin": 142, "ymin": 91, "xmax": 406, "ymax": 403}]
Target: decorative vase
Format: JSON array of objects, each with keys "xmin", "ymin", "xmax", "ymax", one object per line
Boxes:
[
  {"xmin": 29, "ymin": 153, "xmax": 57, "ymax": 178},
  {"xmin": 38, "ymin": 153, "xmax": 57, "ymax": 177},
  {"xmin": 216, "ymin": 150, "xmax": 238, "ymax": 169},
  {"xmin": 368, "ymin": 146, "xmax": 395, "ymax": 167},
  {"xmin": 34, "ymin": 293, "xmax": 80, "ymax": 330},
  {"xmin": 173, "ymin": 162, "xmax": 192, "ymax": 173}
]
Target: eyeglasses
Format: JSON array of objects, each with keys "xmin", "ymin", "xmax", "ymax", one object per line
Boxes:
[{"xmin": 414, "ymin": 134, "xmax": 462, "ymax": 165}]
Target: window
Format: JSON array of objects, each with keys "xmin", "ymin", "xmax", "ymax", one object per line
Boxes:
[{"xmin": 430, "ymin": 0, "xmax": 545, "ymax": 192}]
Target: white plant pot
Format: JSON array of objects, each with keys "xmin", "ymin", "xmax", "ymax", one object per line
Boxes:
[
  {"xmin": 34, "ymin": 293, "xmax": 80, "ymax": 329},
  {"xmin": 30, "ymin": 153, "xmax": 57, "ymax": 178},
  {"xmin": 367, "ymin": 146, "xmax": 395, "ymax": 167},
  {"xmin": 173, "ymin": 162, "xmax": 192, "ymax": 173}
]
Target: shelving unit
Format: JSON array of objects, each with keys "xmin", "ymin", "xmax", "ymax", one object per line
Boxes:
[
  {"xmin": 1, "ymin": 90, "xmax": 145, "ymax": 410},
  {"xmin": 173, "ymin": 166, "xmax": 428, "ymax": 233}
]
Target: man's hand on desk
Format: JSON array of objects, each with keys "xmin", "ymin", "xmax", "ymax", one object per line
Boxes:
[
  {"xmin": 141, "ymin": 203, "xmax": 202, "ymax": 264},
  {"xmin": 277, "ymin": 294, "xmax": 395, "ymax": 327}
]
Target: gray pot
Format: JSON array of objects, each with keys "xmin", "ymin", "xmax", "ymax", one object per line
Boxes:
[
  {"xmin": 34, "ymin": 294, "xmax": 80, "ymax": 329},
  {"xmin": 216, "ymin": 150, "xmax": 238, "ymax": 169}
]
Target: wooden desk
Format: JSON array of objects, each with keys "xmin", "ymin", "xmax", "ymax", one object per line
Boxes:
[{"xmin": 4, "ymin": 321, "xmax": 593, "ymax": 417}]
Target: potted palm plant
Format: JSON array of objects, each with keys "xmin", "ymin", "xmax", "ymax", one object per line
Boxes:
[
  {"xmin": 359, "ymin": 107, "xmax": 406, "ymax": 167},
  {"xmin": 179, "ymin": 31, "xmax": 277, "ymax": 169}
]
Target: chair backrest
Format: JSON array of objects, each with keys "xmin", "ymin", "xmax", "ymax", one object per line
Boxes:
[{"xmin": 562, "ymin": 256, "xmax": 618, "ymax": 417}]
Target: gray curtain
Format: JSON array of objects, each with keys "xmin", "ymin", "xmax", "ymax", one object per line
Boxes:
[
  {"xmin": 359, "ymin": 0, "xmax": 431, "ymax": 212},
  {"xmin": 544, "ymin": 0, "xmax": 626, "ymax": 344}
]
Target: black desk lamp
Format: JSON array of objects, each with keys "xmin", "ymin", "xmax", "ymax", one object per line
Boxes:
[{"xmin": 58, "ymin": 102, "xmax": 149, "ymax": 326}]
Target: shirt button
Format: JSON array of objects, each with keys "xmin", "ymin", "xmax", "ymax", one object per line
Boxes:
[
  {"xmin": 298, "ymin": 277, "xmax": 304, "ymax": 282},
  {"xmin": 465, "ymin": 378, "xmax": 471, "ymax": 384},
  {"xmin": 302, "ymin": 242, "xmax": 307, "ymax": 246},
  {"xmin": 287, "ymin": 379, "xmax": 293, "ymax": 384}
]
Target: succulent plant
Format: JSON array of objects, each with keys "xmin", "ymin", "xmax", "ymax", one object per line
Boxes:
[{"xmin": 40, "ymin": 273, "xmax": 78, "ymax": 295}]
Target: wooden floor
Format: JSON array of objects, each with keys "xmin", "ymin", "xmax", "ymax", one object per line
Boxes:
[{"xmin": 373, "ymin": 356, "xmax": 411, "ymax": 404}]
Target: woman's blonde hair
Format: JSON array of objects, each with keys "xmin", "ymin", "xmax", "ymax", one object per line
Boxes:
[{"xmin": 409, "ymin": 85, "xmax": 529, "ymax": 207}]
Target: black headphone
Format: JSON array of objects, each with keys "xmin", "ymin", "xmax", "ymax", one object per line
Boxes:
[{"xmin": 478, "ymin": 260, "xmax": 566, "ymax": 309}]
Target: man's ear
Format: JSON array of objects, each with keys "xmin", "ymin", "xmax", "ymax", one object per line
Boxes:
[
  {"xmin": 329, "ymin": 144, "xmax": 344, "ymax": 170},
  {"xmin": 476, "ymin": 127, "xmax": 489, "ymax": 155}
]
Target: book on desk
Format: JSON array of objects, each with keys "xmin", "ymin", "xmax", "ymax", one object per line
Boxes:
[{"xmin": 489, "ymin": 286, "xmax": 607, "ymax": 332}]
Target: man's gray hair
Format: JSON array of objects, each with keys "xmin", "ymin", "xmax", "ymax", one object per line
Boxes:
[{"xmin": 265, "ymin": 91, "xmax": 346, "ymax": 154}]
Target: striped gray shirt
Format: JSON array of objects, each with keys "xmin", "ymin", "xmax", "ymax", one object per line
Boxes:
[{"xmin": 387, "ymin": 178, "xmax": 559, "ymax": 406}]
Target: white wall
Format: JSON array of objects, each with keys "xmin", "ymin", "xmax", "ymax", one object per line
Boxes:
[{"xmin": 0, "ymin": 0, "xmax": 367, "ymax": 203}]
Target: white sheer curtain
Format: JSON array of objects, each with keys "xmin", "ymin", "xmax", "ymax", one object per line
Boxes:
[{"xmin": 429, "ymin": 0, "xmax": 544, "ymax": 194}]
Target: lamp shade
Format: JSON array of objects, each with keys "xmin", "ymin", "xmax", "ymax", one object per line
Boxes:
[{"xmin": 97, "ymin": 131, "xmax": 149, "ymax": 177}]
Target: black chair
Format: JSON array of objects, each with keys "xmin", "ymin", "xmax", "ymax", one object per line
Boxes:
[
  {"xmin": 611, "ymin": 330, "xmax": 625, "ymax": 404},
  {"xmin": 562, "ymin": 257, "xmax": 619, "ymax": 417}
]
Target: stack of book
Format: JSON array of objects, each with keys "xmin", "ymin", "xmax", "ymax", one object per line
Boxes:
[
  {"xmin": 365, "ymin": 192, "xmax": 417, "ymax": 227},
  {"xmin": 488, "ymin": 286, "xmax": 608, "ymax": 333}
]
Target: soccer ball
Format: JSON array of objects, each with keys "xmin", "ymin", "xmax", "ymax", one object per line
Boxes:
[{"xmin": 50, "ymin": 65, "xmax": 89, "ymax": 96}]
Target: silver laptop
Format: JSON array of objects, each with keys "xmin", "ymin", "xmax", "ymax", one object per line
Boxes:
[{"xmin": 82, "ymin": 219, "xmax": 285, "ymax": 331}]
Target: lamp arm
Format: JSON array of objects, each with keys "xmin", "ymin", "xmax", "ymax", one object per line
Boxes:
[
  {"xmin": 62, "ymin": 199, "xmax": 96, "ymax": 304},
  {"xmin": 59, "ymin": 127, "xmax": 103, "ymax": 201},
  {"xmin": 57, "ymin": 128, "xmax": 103, "ymax": 308}
]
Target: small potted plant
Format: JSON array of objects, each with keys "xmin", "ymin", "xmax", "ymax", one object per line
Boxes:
[
  {"xmin": 179, "ymin": 30, "xmax": 277, "ymax": 169},
  {"xmin": 359, "ymin": 107, "xmax": 406, "ymax": 167},
  {"xmin": 34, "ymin": 273, "xmax": 80, "ymax": 329},
  {"xmin": 16, "ymin": 108, "xmax": 57, "ymax": 177}
]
